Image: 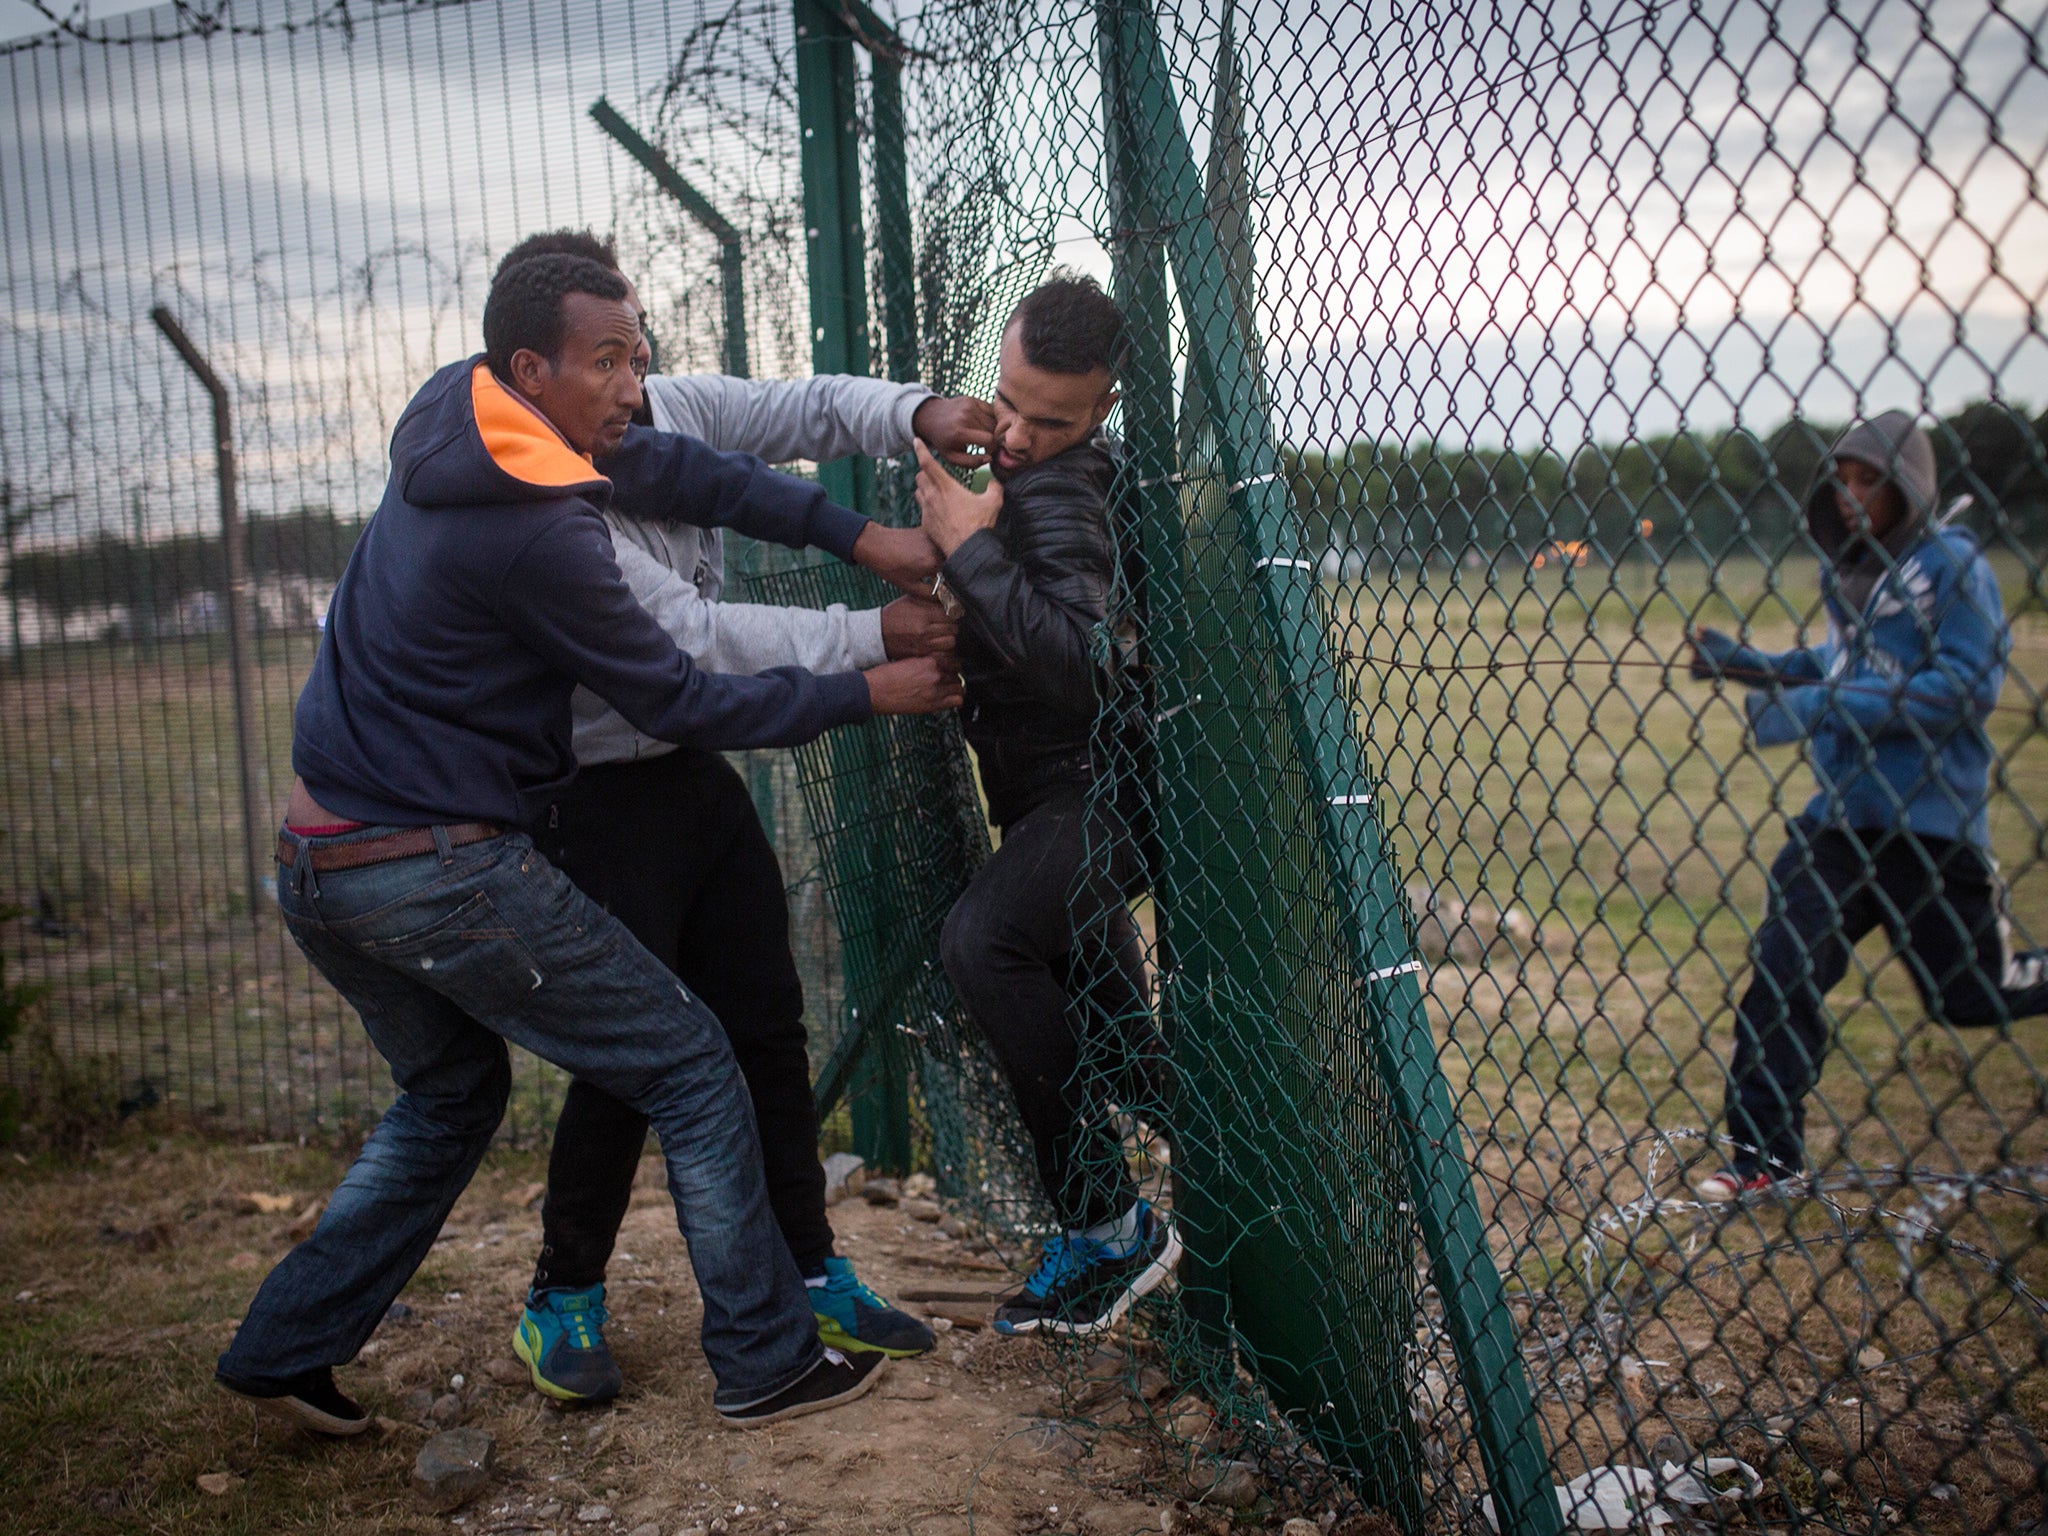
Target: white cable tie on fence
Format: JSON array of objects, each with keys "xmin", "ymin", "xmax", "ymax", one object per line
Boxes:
[
  {"xmin": 1365, "ymin": 959, "xmax": 1423, "ymax": 983},
  {"xmin": 1253, "ymin": 555, "xmax": 1314, "ymax": 572},
  {"xmin": 1329, "ymin": 792, "xmax": 1374, "ymax": 804},
  {"xmin": 1136, "ymin": 472, "xmax": 1185, "ymax": 489},
  {"xmin": 1230, "ymin": 471, "xmax": 1278, "ymax": 492}
]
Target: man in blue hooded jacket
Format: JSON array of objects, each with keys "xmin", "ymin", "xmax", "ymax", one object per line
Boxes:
[
  {"xmin": 1688, "ymin": 410, "xmax": 2048, "ymax": 1200},
  {"xmin": 215, "ymin": 253, "xmax": 959, "ymax": 1434}
]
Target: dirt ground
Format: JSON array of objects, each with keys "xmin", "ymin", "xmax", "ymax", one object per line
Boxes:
[{"xmin": 0, "ymin": 1134, "xmax": 1363, "ymax": 1536}]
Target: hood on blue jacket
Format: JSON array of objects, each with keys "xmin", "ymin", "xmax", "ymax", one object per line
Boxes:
[
  {"xmin": 1805, "ymin": 410, "xmax": 1939, "ymax": 612},
  {"xmin": 392, "ymin": 357, "xmax": 613, "ymax": 512}
]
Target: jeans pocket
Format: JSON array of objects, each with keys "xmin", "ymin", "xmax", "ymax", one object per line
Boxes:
[{"xmin": 357, "ymin": 891, "xmax": 550, "ymax": 1015}]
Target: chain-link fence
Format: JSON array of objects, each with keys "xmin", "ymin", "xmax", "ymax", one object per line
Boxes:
[
  {"xmin": 0, "ymin": 0, "xmax": 859, "ymax": 1137},
  {"xmin": 5, "ymin": 0, "xmax": 2048, "ymax": 1531}
]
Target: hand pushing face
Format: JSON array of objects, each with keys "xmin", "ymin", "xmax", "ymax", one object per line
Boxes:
[
  {"xmin": 989, "ymin": 320, "xmax": 1118, "ymax": 480},
  {"xmin": 507, "ymin": 291, "xmax": 645, "ymax": 456},
  {"xmin": 913, "ymin": 394, "xmax": 997, "ymax": 467}
]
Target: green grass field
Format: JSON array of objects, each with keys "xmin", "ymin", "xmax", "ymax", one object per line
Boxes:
[
  {"xmin": 0, "ymin": 630, "xmax": 852, "ymax": 1143},
  {"xmin": 6, "ymin": 557, "xmax": 2046, "ymax": 1172},
  {"xmin": 1324, "ymin": 553, "xmax": 2048, "ymax": 1509},
  {"xmin": 4, "ymin": 553, "xmax": 2047, "ymax": 1523},
  {"xmin": 1333, "ymin": 553, "xmax": 2048, "ymax": 1173}
]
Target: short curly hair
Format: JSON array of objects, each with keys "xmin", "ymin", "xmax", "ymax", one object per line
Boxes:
[
  {"xmin": 493, "ymin": 228, "xmax": 620, "ymax": 281},
  {"xmin": 482, "ymin": 253, "xmax": 630, "ymax": 379},
  {"xmin": 1008, "ymin": 269, "xmax": 1128, "ymax": 380}
]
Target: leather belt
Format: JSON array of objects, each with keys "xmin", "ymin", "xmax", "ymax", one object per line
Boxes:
[{"xmin": 276, "ymin": 822, "xmax": 504, "ymax": 873}]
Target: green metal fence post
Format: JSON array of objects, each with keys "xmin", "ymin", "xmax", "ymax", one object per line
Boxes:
[
  {"xmin": 1104, "ymin": 18, "xmax": 1423, "ymax": 1513},
  {"xmin": 1100, "ymin": 15, "xmax": 1241, "ymax": 1354},
  {"xmin": 794, "ymin": 0, "xmax": 908, "ymax": 1171},
  {"xmin": 794, "ymin": 0, "xmax": 876, "ymax": 517},
  {"xmin": 1097, "ymin": 4, "xmax": 1563, "ymax": 1531},
  {"xmin": 870, "ymin": 58, "xmax": 915, "ymax": 387},
  {"xmin": 868, "ymin": 40, "xmax": 916, "ymax": 534},
  {"xmin": 588, "ymin": 97, "xmax": 749, "ymax": 378}
]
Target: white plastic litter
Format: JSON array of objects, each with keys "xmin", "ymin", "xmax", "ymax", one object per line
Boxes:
[
  {"xmin": 1481, "ymin": 1456, "xmax": 1760, "ymax": 1530},
  {"xmin": 1657, "ymin": 1456, "xmax": 1762, "ymax": 1508}
]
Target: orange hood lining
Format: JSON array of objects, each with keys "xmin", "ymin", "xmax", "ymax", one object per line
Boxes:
[{"xmin": 469, "ymin": 362, "xmax": 605, "ymax": 489}]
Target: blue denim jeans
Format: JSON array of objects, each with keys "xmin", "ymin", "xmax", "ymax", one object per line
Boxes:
[
  {"xmin": 218, "ymin": 824, "xmax": 821, "ymax": 1411},
  {"xmin": 1726, "ymin": 819, "xmax": 2048, "ymax": 1178}
]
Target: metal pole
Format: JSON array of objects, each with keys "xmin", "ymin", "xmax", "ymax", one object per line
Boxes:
[
  {"xmin": 870, "ymin": 57, "xmax": 916, "ymax": 388},
  {"xmin": 1098, "ymin": 4, "xmax": 1563, "ymax": 1530},
  {"xmin": 717, "ymin": 244, "xmax": 749, "ymax": 379},
  {"xmin": 794, "ymin": 0, "xmax": 876, "ymax": 516},
  {"xmin": 151, "ymin": 306, "xmax": 265, "ymax": 914},
  {"xmin": 588, "ymin": 98, "xmax": 749, "ymax": 379},
  {"xmin": 796, "ymin": 0, "xmax": 898, "ymax": 1171},
  {"xmin": 131, "ymin": 487, "xmax": 157, "ymax": 659},
  {"xmin": 2, "ymin": 504, "xmax": 22, "ymax": 674}
]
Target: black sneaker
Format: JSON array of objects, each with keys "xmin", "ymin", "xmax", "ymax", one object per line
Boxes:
[
  {"xmin": 994, "ymin": 1202, "xmax": 1183, "ymax": 1338},
  {"xmin": 217, "ymin": 1366, "xmax": 371, "ymax": 1436},
  {"xmin": 715, "ymin": 1347, "xmax": 888, "ymax": 1429}
]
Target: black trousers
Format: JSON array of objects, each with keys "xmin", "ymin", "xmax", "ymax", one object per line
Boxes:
[
  {"xmin": 940, "ymin": 785, "xmax": 1160, "ymax": 1232},
  {"xmin": 1727, "ymin": 818, "xmax": 2048, "ymax": 1178},
  {"xmin": 529, "ymin": 750, "xmax": 834, "ymax": 1290}
]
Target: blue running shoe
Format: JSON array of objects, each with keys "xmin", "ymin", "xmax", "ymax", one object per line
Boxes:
[
  {"xmin": 993, "ymin": 1203, "xmax": 1182, "ymax": 1338},
  {"xmin": 513, "ymin": 1284, "xmax": 623, "ymax": 1402},
  {"xmin": 810, "ymin": 1256, "xmax": 936, "ymax": 1357}
]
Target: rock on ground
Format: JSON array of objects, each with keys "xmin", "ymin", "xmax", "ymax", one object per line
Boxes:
[{"xmin": 412, "ymin": 1426, "xmax": 495, "ymax": 1512}]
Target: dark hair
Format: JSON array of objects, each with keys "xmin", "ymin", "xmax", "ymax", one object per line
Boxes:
[
  {"xmin": 482, "ymin": 254, "xmax": 630, "ymax": 379},
  {"xmin": 493, "ymin": 228, "xmax": 619, "ymax": 281},
  {"xmin": 1008, "ymin": 269, "xmax": 1128, "ymax": 379}
]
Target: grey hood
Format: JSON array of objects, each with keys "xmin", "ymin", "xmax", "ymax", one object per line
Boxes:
[{"xmin": 1805, "ymin": 410, "xmax": 1938, "ymax": 613}]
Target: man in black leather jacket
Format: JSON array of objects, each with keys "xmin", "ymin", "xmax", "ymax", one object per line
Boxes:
[{"xmin": 913, "ymin": 273, "xmax": 1180, "ymax": 1337}]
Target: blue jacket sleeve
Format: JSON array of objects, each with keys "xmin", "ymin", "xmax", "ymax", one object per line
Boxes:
[
  {"xmin": 1691, "ymin": 626, "xmax": 1829, "ymax": 686},
  {"xmin": 1747, "ymin": 687, "xmax": 1816, "ymax": 746},
  {"xmin": 595, "ymin": 424, "xmax": 870, "ymax": 561},
  {"xmin": 1758, "ymin": 558, "xmax": 2005, "ymax": 747},
  {"xmin": 497, "ymin": 510, "xmax": 871, "ymax": 750},
  {"xmin": 1752, "ymin": 643, "xmax": 1830, "ymax": 686}
]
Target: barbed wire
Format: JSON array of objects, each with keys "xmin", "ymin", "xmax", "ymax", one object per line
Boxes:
[{"xmin": 0, "ymin": 0, "xmax": 477, "ymax": 55}]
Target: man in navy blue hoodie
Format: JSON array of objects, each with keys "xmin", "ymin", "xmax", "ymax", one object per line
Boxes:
[
  {"xmin": 1689, "ymin": 411, "xmax": 2048, "ymax": 1200},
  {"xmin": 215, "ymin": 254, "xmax": 959, "ymax": 1433}
]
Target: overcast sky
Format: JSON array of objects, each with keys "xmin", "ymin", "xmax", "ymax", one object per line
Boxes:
[{"xmin": 2, "ymin": 0, "xmax": 2042, "ymax": 564}]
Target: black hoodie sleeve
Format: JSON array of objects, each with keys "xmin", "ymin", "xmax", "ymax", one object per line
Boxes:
[
  {"xmin": 596, "ymin": 425, "xmax": 871, "ymax": 560},
  {"xmin": 498, "ymin": 509, "xmax": 871, "ymax": 749}
]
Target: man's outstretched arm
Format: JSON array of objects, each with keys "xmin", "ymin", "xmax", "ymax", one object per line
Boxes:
[
  {"xmin": 598, "ymin": 424, "xmax": 941, "ymax": 594},
  {"xmin": 1747, "ymin": 564, "xmax": 2007, "ymax": 747},
  {"xmin": 643, "ymin": 373, "xmax": 993, "ymax": 468},
  {"xmin": 1687, "ymin": 626, "xmax": 1830, "ymax": 687},
  {"xmin": 611, "ymin": 536, "xmax": 888, "ymax": 676}
]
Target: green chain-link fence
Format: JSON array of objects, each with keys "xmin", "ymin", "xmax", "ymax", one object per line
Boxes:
[{"xmin": 4, "ymin": 0, "xmax": 2048, "ymax": 1530}]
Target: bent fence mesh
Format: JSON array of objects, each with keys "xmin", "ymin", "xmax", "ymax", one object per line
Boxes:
[{"xmin": 3, "ymin": 0, "xmax": 2047, "ymax": 1530}]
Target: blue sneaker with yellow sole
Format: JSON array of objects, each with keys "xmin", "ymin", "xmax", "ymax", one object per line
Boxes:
[
  {"xmin": 513, "ymin": 1283, "xmax": 624, "ymax": 1402},
  {"xmin": 993, "ymin": 1202, "xmax": 1182, "ymax": 1337},
  {"xmin": 809, "ymin": 1256, "xmax": 935, "ymax": 1357}
]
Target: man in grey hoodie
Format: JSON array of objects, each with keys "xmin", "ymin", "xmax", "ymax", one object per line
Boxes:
[
  {"xmin": 1688, "ymin": 411, "xmax": 2048, "ymax": 1201},
  {"xmin": 495, "ymin": 232, "xmax": 994, "ymax": 1400}
]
